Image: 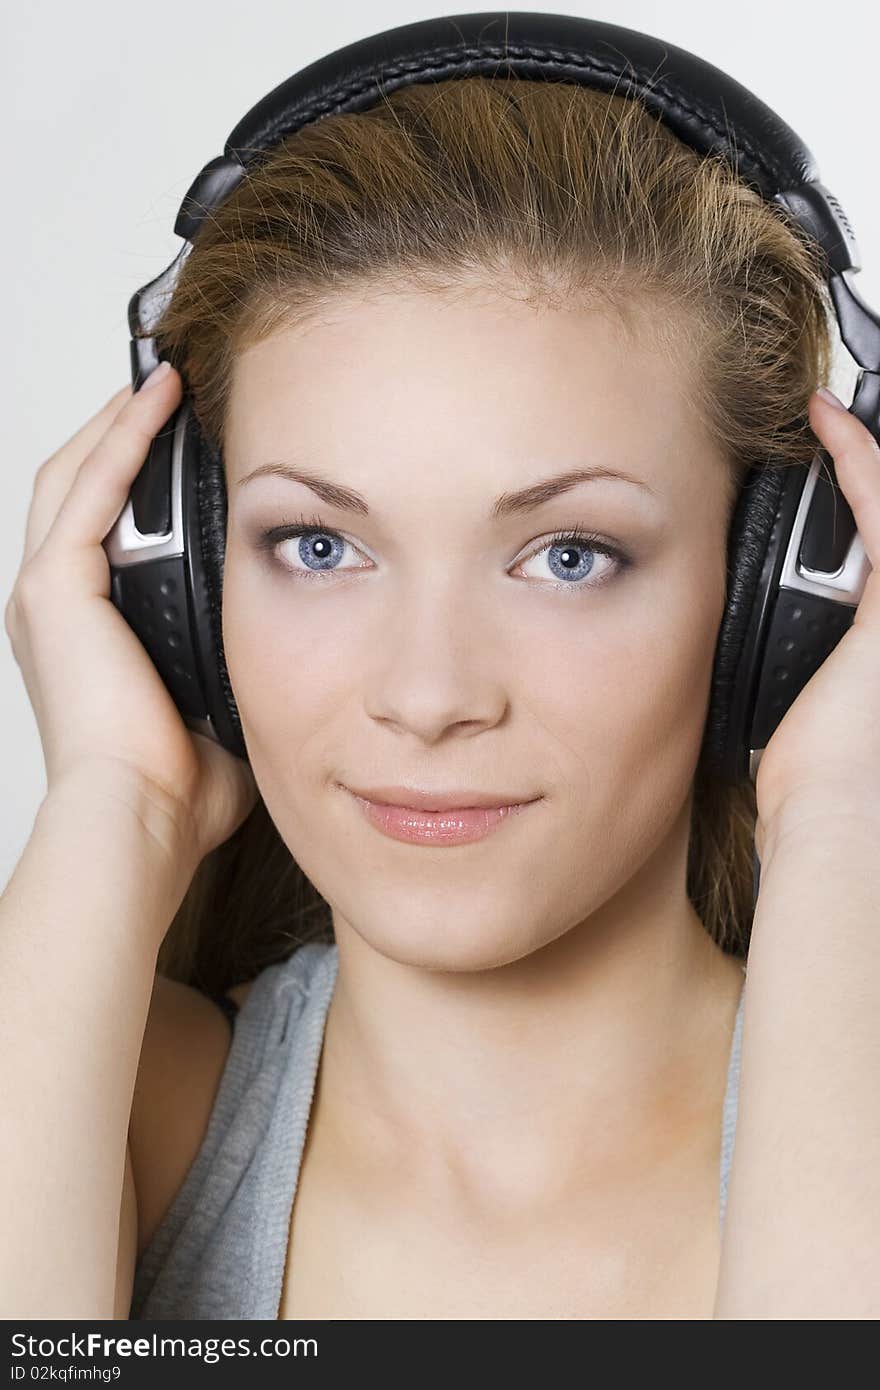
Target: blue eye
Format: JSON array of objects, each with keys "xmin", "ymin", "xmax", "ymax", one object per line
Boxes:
[
  {"xmin": 256, "ymin": 513, "xmax": 630, "ymax": 593},
  {"xmin": 257, "ymin": 514, "xmax": 368, "ymax": 577},
  {"xmin": 516, "ymin": 528, "xmax": 628, "ymax": 591}
]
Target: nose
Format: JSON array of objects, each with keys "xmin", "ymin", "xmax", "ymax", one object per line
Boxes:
[{"xmin": 361, "ymin": 579, "xmax": 509, "ymax": 743}]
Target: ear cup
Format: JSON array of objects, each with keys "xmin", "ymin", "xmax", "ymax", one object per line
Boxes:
[
  {"xmin": 701, "ymin": 462, "xmax": 790, "ymax": 783},
  {"xmin": 185, "ymin": 402, "xmax": 248, "ymax": 758}
]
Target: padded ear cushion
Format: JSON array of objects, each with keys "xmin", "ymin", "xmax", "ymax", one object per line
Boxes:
[
  {"xmin": 192, "ymin": 411, "xmax": 245, "ymax": 747},
  {"xmin": 701, "ymin": 462, "xmax": 789, "ymax": 781}
]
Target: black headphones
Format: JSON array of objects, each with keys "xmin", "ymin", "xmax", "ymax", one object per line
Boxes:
[{"xmin": 104, "ymin": 10, "xmax": 879, "ymax": 802}]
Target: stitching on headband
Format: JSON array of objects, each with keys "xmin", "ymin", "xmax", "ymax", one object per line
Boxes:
[{"xmin": 236, "ymin": 42, "xmax": 787, "ymax": 189}]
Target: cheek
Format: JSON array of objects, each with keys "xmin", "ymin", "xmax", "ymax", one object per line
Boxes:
[
  {"xmin": 521, "ymin": 556, "xmax": 724, "ymax": 802},
  {"xmin": 222, "ymin": 552, "xmax": 365, "ymax": 696},
  {"xmin": 220, "ymin": 566, "xmax": 368, "ymax": 798}
]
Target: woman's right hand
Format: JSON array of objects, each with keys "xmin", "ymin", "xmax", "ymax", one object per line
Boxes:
[{"xmin": 4, "ymin": 364, "xmax": 259, "ymax": 875}]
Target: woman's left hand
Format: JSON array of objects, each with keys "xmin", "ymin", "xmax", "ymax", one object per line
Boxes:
[{"xmin": 753, "ymin": 386, "xmax": 880, "ymax": 858}]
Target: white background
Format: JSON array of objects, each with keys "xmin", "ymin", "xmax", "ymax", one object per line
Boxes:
[{"xmin": 3, "ymin": 0, "xmax": 878, "ymax": 876}]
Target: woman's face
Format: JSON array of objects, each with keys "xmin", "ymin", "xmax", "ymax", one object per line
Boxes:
[{"xmin": 222, "ymin": 281, "xmax": 732, "ymax": 971}]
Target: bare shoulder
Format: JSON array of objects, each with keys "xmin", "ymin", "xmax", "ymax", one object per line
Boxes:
[{"xmin": 128, "ymin": 972, "xmax": 252, "ymax": 1261}]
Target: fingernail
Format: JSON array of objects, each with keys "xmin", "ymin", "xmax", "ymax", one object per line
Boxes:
[
  {"xmin": 816, "ymin": 385, "xmax": 847, "ymax": 412},
  {"xmin": 139, "ymin": 360, "xmax": 172, "ymax": 392}
]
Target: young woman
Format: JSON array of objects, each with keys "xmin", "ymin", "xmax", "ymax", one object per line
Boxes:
[{"xmin": 3, "ymin": 75, "xmax": 879, "ymax": 1321}]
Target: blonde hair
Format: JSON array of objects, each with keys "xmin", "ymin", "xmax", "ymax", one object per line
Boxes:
[{"xmin": 142, "ymin": 76, "xmax": 834, "ymax": 992}]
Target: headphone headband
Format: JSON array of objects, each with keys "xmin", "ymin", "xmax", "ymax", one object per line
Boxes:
[{"xmin": 132, "ymin": 11, "xmax": 879, "ymax": 395}]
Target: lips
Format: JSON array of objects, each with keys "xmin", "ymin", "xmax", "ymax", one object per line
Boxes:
[
  {"xmin": 341, "ymin": 784, "xmax": 541, "ymax": 812},
  {"xmin": 343, "ymin": 787, "xmax": 538, "ymax": 846}
]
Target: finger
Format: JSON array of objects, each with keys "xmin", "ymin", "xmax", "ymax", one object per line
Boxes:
[
  {"xmin": 35, "ymin": 366, "xmax": 182, "ymax": 562},
  {"xmin": 809, "ymin": 390, "xmax": 880, "ymax": 572},
  {"xmin": 23, "ymin": 383, "xmax": 135, "ymax": 564}
]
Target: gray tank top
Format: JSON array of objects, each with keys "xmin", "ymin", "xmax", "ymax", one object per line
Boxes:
[{"xmin": 129, "ymin": 941, "xmax": 747, "ymax": 1320}]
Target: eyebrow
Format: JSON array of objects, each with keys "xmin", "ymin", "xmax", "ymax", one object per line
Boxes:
[{"xmin": 235, "ymin": 461, "xmax": 659, "ymax": 517}]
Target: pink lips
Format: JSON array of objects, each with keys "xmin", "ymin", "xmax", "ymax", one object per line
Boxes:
[{"xmin": 343, "ymin": 788, "xmax": 538, "ymax": 845}]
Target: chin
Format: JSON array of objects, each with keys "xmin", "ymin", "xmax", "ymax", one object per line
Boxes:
[{"xmin": 340, "ymin": 899, "xmax": 552, "ymax": 974}]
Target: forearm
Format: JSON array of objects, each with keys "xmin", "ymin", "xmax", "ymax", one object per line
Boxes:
[
  {"xmin": 0, "ymin": 779, "xmax": 194, "ymax": 1318},
  {"xmin": 713, "ymin": 810, "xmax": 880, "ymax": 1319}
]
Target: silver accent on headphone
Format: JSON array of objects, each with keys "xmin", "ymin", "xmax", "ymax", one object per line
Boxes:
[
  {"xmin": 778, "ymin": 451, "xmax": 869, "ymax": 603},
  {"xmin": 102, "ymin": 402, "xmax": 190, "ymax": 565},
  {"xmin": 185, "ymin": 715, "xmax": 218, "ymax": 741},
  {"xmin": 132, "ymin": 242, "xmax": 193, "ymax": 336}
]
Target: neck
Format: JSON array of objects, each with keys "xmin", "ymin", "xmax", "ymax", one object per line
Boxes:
[{"xmin": 316, "ymin": 810, "xmax": 746, "ymax": 1206}]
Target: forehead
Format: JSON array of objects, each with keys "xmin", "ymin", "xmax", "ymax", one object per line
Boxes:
[{"xmin": 225, "ymin": 283, "xmax": 725, "ymax": 511}]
